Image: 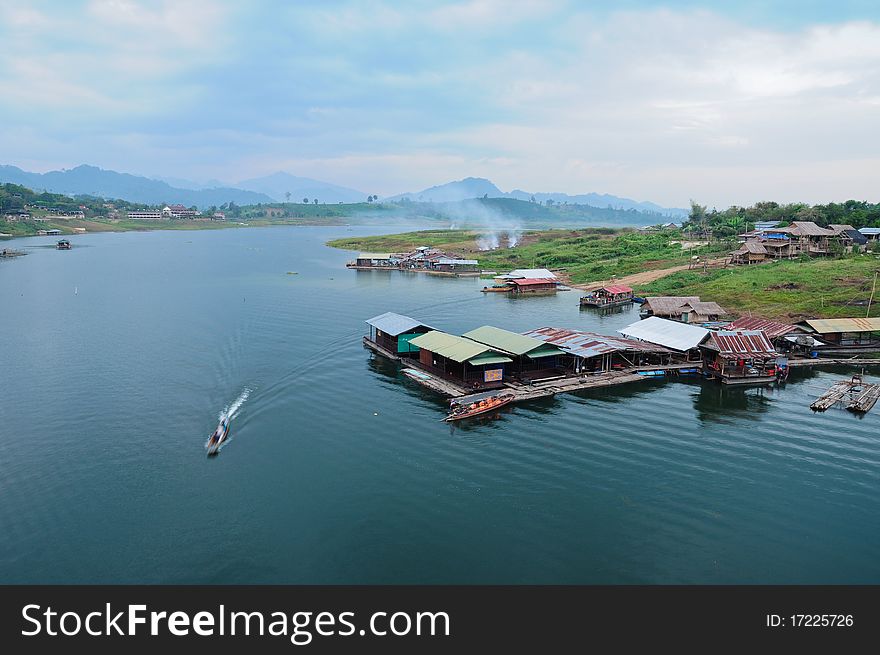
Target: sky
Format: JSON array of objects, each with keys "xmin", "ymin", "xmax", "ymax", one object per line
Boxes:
[{"xmin": 1, "ymin": 0, "xmax": 879, "ymax": 208}]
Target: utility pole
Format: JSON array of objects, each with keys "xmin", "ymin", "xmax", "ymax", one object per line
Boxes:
[{"xmin": 867, "ymin": 271, "xmax": 878, "ymax": 318}]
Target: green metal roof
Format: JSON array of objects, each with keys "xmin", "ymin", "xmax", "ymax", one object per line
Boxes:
[
  {"xmin": 526, "ymin": 343, "xmax": 567, "ymax": 359},
  {"xmin": 409, "ymin": 330, "xmax": 511, "ymax": 364},
  {"xmin": 462, "ymin": 325, "xmax": 561, "ymax": 356},
  {"xmin": 467, "ymin": 353, "xmax": 513, "ymax": 365}
]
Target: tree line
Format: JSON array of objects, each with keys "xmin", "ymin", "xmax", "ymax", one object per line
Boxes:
[{"xmin": 684, "ymin": 200, "xmax": 880, "ymax": 237}]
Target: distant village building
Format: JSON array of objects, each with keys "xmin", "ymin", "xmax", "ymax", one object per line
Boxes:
[
  {"xmin": 127, "ymin": 210, "xmax": 165, "ymax": 220},
  {"xmin": 212, "ymin": 212, "xmax": 226, "ymax": 220},
  {"xmin": 639, "ymin": 296, "xmax": 728, "ymax": 324},
  {"xmin": 162, "ymin": 204, "xmax": 200, "ymax": 218},
  {"xmin": 859, "ymin": 227, "xmax": 880, "ymax": 241}
]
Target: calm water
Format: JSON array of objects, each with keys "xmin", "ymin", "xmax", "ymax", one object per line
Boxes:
[{"xmin": 1, "ymin": 227, "xmax": 878, "ymax": 584}]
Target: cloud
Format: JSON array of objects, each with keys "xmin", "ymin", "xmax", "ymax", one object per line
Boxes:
[{"xmin": 1, "ymin": 2, "xmax": 880, "ymax": 206}]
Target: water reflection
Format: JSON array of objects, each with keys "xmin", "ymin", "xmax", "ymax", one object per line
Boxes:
[{"xmin": 692, "ymin": 380, "xmax": 776, "ymax": 424}]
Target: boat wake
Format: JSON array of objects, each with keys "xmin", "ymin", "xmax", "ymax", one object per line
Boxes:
[{"xmin": 221, "ymin": 387, "xmax": 251, "ymax": 422}]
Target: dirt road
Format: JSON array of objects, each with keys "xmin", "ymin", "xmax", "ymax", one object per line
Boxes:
[{"xmin": 564, "ymin": 258, "xmax": 727, "ymax": 291}]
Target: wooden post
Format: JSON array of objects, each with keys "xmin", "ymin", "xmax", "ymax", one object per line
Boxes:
[{"xmin": 867, "ymin": 271, "xmax": 878, "ymax": 318}]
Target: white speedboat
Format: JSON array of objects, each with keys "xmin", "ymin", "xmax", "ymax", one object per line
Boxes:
[{"xmin": 206, "ymin": 416, "xmax": 230, "ymax": 456}]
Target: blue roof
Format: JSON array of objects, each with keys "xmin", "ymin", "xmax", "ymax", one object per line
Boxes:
[{"xmin": 366, "ymin": 312, "xmax": 434, "ymax": 336}]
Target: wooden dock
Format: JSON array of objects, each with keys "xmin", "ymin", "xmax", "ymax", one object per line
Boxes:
[
  {"xmin": 810, "ymin": 377, "xmax": 880, "ymax": 414},
  {"xmin": 365, "ymin": 336, "xmax": 697, "ymax": 404}
]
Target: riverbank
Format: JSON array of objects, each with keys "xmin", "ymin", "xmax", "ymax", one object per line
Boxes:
[
  {"xmin": 328, "ymin": 228, "xmax": 880, "ymax": 320},
  {"xmin": 328, "ymin": 228, "xmax": 730, "ymax": 282}
]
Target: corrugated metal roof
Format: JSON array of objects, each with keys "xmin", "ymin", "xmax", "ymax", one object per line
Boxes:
[
  {"xmin": 408, "ymin": 330, "xmax": 512, "ymax": 363},
  {"xmin": 357, "ymin": 253, "xmax": 393, "ymax": 259},
  {"xmin": 828, "ymin": 224, "xmax": 857, "ymax": 234},
  {"xmin": 436, "ymin": 258, "xmax": 478, "ymax": 265},
  {"xmin": 802, "ymin": 318, "xmax": 880, "ymax": 334},
  {"xmin": 463, "ymin": 325, "xmax": 547, "ymax": 355},
  {"xmin": 618, "ymin": 317, "xmax": 710, "ymax": 352},
  {"xmin": 510, "ymin": 278, "xmax": 558, "ymax": 286},
  {"xmin": 859, "ymin": 227, "xmax": 880, "ymax": 235},
  {"xmin": 523, "ymin": 327, "xmax": 670, "ymax": 359},
  {"xmin": 726, "ymin": 316, "xmax": 800, "ymax": 339},
  {"xmin": 467, "ymin": 353, "xmax": 514, "ymax": 365},
  {"xmin": 702, "ymin": 330, "xmax": 776, "ymax": 356},
  {"xmin": 365, "ymin": 312, "xmax": 434, "ymax": 336},
  {"xmin": 499, "ymin": 268, "xmax": 557, "ymax": 279}
]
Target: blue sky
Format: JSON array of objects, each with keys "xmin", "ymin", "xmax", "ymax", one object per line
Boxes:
[{"xmin": 1, "ymin": 0, "xmax": 879, "ymax": 206}]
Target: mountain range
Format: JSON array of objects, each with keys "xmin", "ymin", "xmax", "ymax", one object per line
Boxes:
[
  {"xmin": 389, "ymin": 177, "xmax": 686, "ymax": 216},
  {"xmin": 0, "ymin": 165, "xmax": 274, "ymax": 208},
  {"xmin": 0, "ymin": 165, "xmax": 684, "ymax": 216}
]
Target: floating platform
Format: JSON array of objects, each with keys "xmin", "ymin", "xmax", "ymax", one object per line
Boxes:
[{"xmin": 810, "ymin": 376, "xmax": 880, "ymax": 414}]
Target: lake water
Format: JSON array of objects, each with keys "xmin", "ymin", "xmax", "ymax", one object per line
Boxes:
[{"xmin": 1, "ymin": 226, "xmax": 878, "ymax": 584}]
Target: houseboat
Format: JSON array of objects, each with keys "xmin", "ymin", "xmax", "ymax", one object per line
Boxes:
[
  {"xmin": 699, "ymin": 330, "xmax": 780, "ymax": 385},
  {"xmin": 580, "ymin": 284, "xmax": 634, "ymax": 308}
]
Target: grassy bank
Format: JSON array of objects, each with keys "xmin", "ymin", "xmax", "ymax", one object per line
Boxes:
[
  {"xmin": 635, "ymin": 256, "xmax": 880, "ymax": 320},
  {"xmin": 328, "ymin": 228, "xmax": 729, "ymax": 282},
  {"xmin": 0, "ymin": 215, "xmax": 353, "ymax": 238}
]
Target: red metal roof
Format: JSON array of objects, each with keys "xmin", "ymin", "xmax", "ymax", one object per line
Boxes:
[
  {"xmin": 726, "ymin": 316, "xmax": 799, "ymax": 339},
  {"xmin": 523, "ymin": 327, "xmax": 670, "ymax": 357},
  {"xmin": 703, "ymin": 330, "xmax": 776, "ymax": 356},
  {"xmin": 602, "ymin": 284, "xmax": 633, "ymax": 294},
  {"xmin": 510, "ymin": 278, "xmax": 558, "ymax": 286}
]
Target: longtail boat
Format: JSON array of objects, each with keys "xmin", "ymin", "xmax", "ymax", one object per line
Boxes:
[{"xmin": 445, "ymin": 390, "xmax": 516, "ymax": 421}]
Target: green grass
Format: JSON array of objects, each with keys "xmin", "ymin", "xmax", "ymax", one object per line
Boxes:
[
  {"xmin": 328, "ymin": 228, "xmax": 730, "ymax": 282},
  {"xmin": 636, "ymin": 255, "xmax": 880, "ymax": 320}
]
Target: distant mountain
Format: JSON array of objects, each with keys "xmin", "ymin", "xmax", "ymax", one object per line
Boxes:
[
  {"xmin": 0, "ymin": 165, "xmax": 273, "ymax": 208},
  {"xmin": 388, "ymin": 177, "xmax": 504, "ymax": 203},
  {"xmin": 236, "ymin": 172, "xmax": 367, "ymax": 204},
  {"xmin": 388, "ymin": 177, "xmax": 686, "ymax": 217},
  {"xmin": 150, "ymin": 175, "xmax": 228, "ymax": 191}
]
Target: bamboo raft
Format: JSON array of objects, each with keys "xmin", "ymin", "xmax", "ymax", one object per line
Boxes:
[{"xmin": 810, "ymin": 376, "xmax": 880, "ymax": 414}]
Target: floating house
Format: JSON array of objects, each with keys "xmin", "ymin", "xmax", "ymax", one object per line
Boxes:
[
  {"xmin": 365, "ymin": 312, "xmax": 434, "ymax": 357},
  {"xmin": 724, "ymin": 316, "xmax": 807, "ymax": 351},
  {"xmin": 508, "ymin": 278, "xmax": 559, "ymax": 294},
  {"xmin": 355, "ymin": 253, "xmax": 395, "ymax": 268},
  {"xmin": 496, "ymin": 268, "xmax": 558, "ymax": 281},
  {"xmin": 580, "ymin": 284, "xmax": 634, "ymax": 308},
  {"xmin": 46, "ymin": 229, "xmax": 62, "ymax": 236},
  {"xmin": 797, "ymin": 318, "xmax": 880, "ymax": 353},
  {"xmin": 640, "ymin": 297, "xmax": 727, "ymax": 324},
  {"xmin": 349, "ymin": 247, "xmax": 481, "ymax": 275},
  {"xmin": 523, "ymin": 327, "xmax": 672, "ymax": 373},
  {"xmin": 462, "ymin": 325, "xmax": 566, "ymax": 381},
  {"xmin": 699, "ymin": 330, "xmax": 779, "ymax": 385},
  {"xmin": 433, "ymin": 258, "xmax": 479, "ymax": 273},
  {"xmin": 618, "ymin": 316, "xmax": 709, "ymax": 361},
  {"xmin": 408, "ymin": 330, "xmax": 513, "ymax": 389}
]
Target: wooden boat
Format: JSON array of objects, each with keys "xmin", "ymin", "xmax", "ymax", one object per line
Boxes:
[
  {"xmin": 206, "ymin": 416, "xmax": 230, "ymax": 456},
  {"xmin": 481, "ymin": 284, "xmax": 512, "ymax": 293},
  {"xmin": 445, "ymin": 390, "xmax": 516, "ymax": 421},
  {"xmin": 56, "ymin": 239, "xmax": 72, "ymax": 250}
]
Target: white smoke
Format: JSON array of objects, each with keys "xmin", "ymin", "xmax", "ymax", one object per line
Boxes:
[{"xmin": 433, "ymin": 199, "xmax": 523, "ymax": 251}]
